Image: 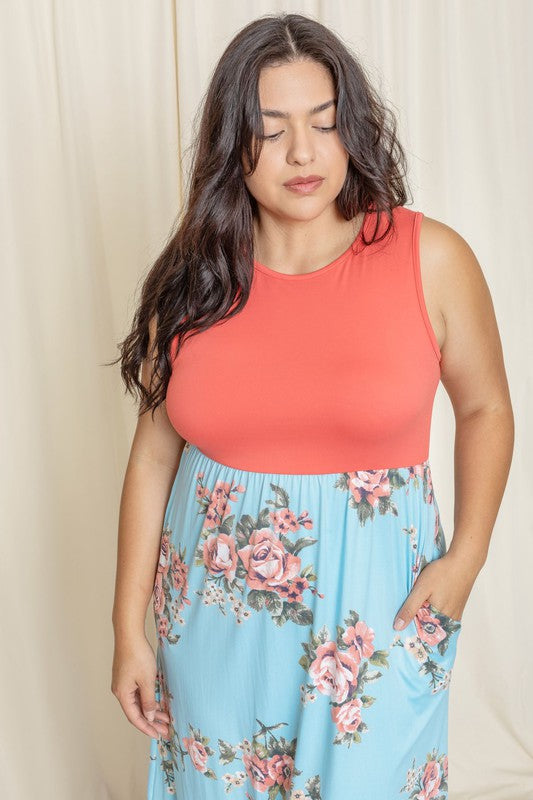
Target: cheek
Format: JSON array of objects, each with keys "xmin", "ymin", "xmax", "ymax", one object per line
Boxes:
[
  {"xmin": 254, "ymin": 146, "xmax": 279, "ymax": 176},
  {"xmin": 243, "ymin": 150, "xmax": 280, "ymax": 199},
  {"xmin": 325, "ymin": 144, "xmax": 350, "ymax": 187},
  {"xmin": 326, "ymin": 137, "xmax": 349, "ymax": 168}
]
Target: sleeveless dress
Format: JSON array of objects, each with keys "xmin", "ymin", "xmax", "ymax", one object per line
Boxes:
[{"xmin": 146, "ymin": 205, "xmax": 463, "ymax": 799}]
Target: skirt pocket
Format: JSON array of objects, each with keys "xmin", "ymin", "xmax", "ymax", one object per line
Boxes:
[
  {"xmin": 426, "ymin": 601, "xmax": 463, "ymax": 629},
  {"xmin": 400, "ymin": 599, "xmax": 462, "ymax": 693},
  {"xmin": 416, "ymin": 600, "xmax": 462, "ymax": 671}
]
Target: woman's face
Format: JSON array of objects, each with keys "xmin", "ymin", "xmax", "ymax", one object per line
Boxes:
[{"xmin": 242, "ymin": 59, "xmax": 349, "ymax": 222}]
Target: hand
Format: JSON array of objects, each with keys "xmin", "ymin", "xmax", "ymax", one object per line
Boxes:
[
  {"xmin": 393, "ymin": 551, "xmax": 476, "ymax": 630},
  {"xmin": 111, "ymin": 632, "xmax": 171, "ymax": 738}
]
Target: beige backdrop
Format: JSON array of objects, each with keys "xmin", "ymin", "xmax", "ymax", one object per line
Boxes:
[{"xmin": 1, "ymin": 1, "xmax": 531, "ymax": 798}]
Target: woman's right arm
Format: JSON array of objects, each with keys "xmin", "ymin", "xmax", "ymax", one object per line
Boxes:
[{"xmin": 111, "ymin": 316, "xmax": 186, "ymax": 739}]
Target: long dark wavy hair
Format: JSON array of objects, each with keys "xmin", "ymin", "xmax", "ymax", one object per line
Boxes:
[{"xmin": 109, "ymin": 12, "xmax": 411, "ymax": 417}]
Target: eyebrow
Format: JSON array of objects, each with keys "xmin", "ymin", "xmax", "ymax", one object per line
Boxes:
[{"xmin": 260, "ymin": 99, "xmax": 336, "ymax": 119}]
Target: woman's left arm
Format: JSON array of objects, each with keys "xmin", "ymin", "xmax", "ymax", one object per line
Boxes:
[{"xmin": 393, "ymin": 218, "xmax": 515, "ymax": 630}]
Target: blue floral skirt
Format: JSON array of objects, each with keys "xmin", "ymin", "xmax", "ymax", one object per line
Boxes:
[{"xmin": 146, "ymin": 442, "xmax": 462, "ymax": 799}]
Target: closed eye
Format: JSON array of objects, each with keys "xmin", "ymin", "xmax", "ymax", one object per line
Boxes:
[{"xmin": 262, "ymin": 125, "xmax": 337, "ymax": 141}]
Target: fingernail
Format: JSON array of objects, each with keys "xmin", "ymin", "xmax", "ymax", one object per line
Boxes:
[
  {"xmin": 146, "ymin": 710, "xmax": 155, "ymax": 722},
  {"xmin": 393, "ymin": 617, "xmax": 405, "ymax": 630}
]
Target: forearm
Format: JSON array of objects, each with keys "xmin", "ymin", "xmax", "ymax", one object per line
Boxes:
[
  {"xmin": 447, "ymin": 405, "xmax": 514, "ymax": 572},
  {"xmin": 112, "ymin": 457, "xmax": 178, "ymax": 640}
]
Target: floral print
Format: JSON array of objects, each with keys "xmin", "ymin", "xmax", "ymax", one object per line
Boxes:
[
  {"xmin": 153, "ymin": 526, "xmax": 191, "ymax": 645},
  {"xmin": 335, "ymin": 465, "xmax": 410, "ymax": 526},
  {"xmin": 404, "ymin": 462, "xmax": 446, "ymax": 558},
  {"xmin": 392, "ymin": 601, "xmax": 462, "ymax": 693},
  {"xmin": 191, "ymin": 475, "xmax": 323, "ymax": 627},
  {"xmin": 400, "ymin": 748, "xmax": 449, "ymax": 798},
  {"xmin": 147, "ymin": 443, "xmax": 462, "ymax": 798},
  {"xmin": 151, "ymin": 706, "xmax": 322, "ymax": 798},
  {"xmin": 335, "ymin": 459, "xmax": 445, "ymax": 534},
  {"xmin": 218, "ymin": 719, "xmax": 320, "ymax": 798},
  {"xmin": 406, "ymin": 461, "xmax": 435, "ymax": 505},
  {"xmin": 299, "ymin": 609, "xmax": 390, "ymax": 746},
  {"xmin": 150, "ymin": 659, "xmax": 183, "ymax": 793}
]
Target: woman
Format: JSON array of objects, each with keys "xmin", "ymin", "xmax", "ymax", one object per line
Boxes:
[{"xmin": 111, "ymin": 13, "xmax": 514, "ymax": 799}]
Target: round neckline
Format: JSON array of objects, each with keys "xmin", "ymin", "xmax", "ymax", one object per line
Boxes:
[{"xmin": 253, "ymin": 211, "xmax": 369, "ymax": 281}]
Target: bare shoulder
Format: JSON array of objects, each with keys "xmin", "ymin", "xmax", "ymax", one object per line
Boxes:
[
  {"xmin": 419, "ymin": 213, "xmax": 488, "ymax": 300},
  {"xmin": 419, "ymin": 214, "xmax": 511, "ymax": 416},
  {"xmin": 419, "ymin": 213, "xmax": 492, "ymax": 337}
]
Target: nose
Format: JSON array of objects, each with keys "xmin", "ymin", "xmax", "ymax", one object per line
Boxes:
[{"xmin": 285, "ymin": 126, "xmax": 316, "ymax": 165}]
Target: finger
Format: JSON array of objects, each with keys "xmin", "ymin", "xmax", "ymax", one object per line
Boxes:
[
  {"xmin": 139, "ymin": 678, "xmax": 158, "ymax": 723},
  {"xmin": 138, "ymin": 692, "xmax": 171, "ymax": 736},
  {"xmin": 154, "ymin": 698, "xmax": 171, "ymax": 734},
  {"xmin": 393, "ymin": 596, "xmax": 427, "ymax": 630},
  {"xmin": 119, "ymin": 688, "xmax": 164, "ymax": 738},
  {"xmin": 120, "ymin": 696, "xmax": 161, "ymax": 737},
  {"xmin": 152, "ymin": 706, "xmax": 171, "ymax": 736},
  {"xmin": 154, "ymin": 707, "xmax": 171, "ymax": 724}
]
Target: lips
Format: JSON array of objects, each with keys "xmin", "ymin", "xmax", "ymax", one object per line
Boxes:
[
  {"xmin": 284, "ymin": 174, "xmax": 324, "ymax": 186},
  {"xmin": 283, "ymin": 176, "xmax": 324, "ymax": 195}
]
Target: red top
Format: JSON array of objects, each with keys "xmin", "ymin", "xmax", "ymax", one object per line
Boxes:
[{"xmin": 165, "ymin": 206, "xmax": 441, "ymax": 473}]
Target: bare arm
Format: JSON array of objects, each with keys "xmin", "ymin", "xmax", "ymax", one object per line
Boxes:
[
  {"xmin": 424, "ymin": 218, "xmax": 515, "ymax": 573},
  {"xmin": 394, "ymin": 218, "xmax": 514, "ymax": 629},
  {"xmin": 111, "ymin": 455, "xmax": 182, "ymax": 637},
  {"xmin": 111, "ymin": 315, "xmax": 185, "ymax": 737}
]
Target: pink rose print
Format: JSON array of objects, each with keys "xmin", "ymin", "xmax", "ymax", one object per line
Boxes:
[
  {"xmin": 193, "ymin": 479, "xmax": 322, "ymax": 626},
  {"xmin": 267, "ymin": 753, "xmax": 295, "ymax": 792},
  {"xmin": 218, "ymin": 719, "xmax": 321, "ymax": 797},
  {"xmin": 342, "ymin": 620, "xmax": 376, "ymax": 660},
  {"xmin": 152, "ymin": 525, "xmax": 192, "ymax": 646},
  {"xmin": 182, "ymin": 736, "xmax": 209, "ymax": 773},
  {"xmin": 335, "ymin": 467, "xmax": 406, "ymax": 525},
  {"xmin": 203, "ymin": 532, "xmax": 238, "ymax": 580},
  {"xmin": 309, "ymin": 640, "xmax": 360, "ymax": 703},
  {"xmin": 153, "ymin": 710, "xmax": 322, "ymax": 794},
  {"xmin": 165, "ymin": 722, "xmax": 217, "ymax": 780},
  {"xmin": 418, "ymin": 759, "xmax": 442, "ymax": 799},
  {"xmin": 238, "ymin": 528, "xmax": 301, "ymax": 591},
  {"xmin": 400, "ymin": 748, "xmax": 448, "ymax": 797},
  {"xmin": 348, "ymin": 469, "xmax": 391, "ymax": 507},
  {"xmin": 331, "ymin": 697, "xmax": 363, "ymax": 733},
  {"xmin": 300, "ymin": 609, "xmax": 390, "ymax": 746},
  {"xmin": 242, "ymin": 752, "xmax": 276, "ymax": 792}
]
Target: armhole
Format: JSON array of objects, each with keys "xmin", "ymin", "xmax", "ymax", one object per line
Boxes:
[{"xmin": 412, "ymin": 211, "xmax": 442, "ymax": 365}]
